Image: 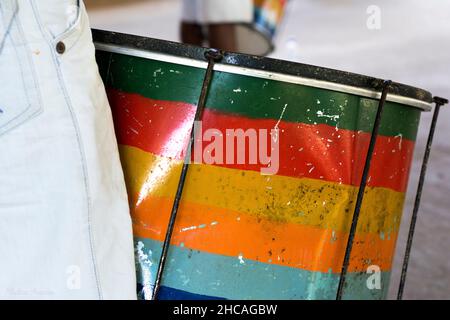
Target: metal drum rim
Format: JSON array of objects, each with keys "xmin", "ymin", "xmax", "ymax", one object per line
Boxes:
[{"xmin": 92, "ymin": 29, "xmax": 433, "ymax": 111}]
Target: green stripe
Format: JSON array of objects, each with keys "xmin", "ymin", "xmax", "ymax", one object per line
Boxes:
[{"xmin": 96, "ymin": 51, "xmax": 421, "ymax": 140}]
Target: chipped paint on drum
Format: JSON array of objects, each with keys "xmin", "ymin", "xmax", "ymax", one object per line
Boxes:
[{"xmin": 95, "ymin": 46, "xmax": 424, "ymax": 300}]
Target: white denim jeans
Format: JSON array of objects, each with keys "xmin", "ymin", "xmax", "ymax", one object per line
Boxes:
[{"xmin": 0, "ymin": 0, "xmax": 136, "ymax": 299}]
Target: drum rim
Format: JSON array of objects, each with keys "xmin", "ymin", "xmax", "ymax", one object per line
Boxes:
[{"xmin": 92, "ymin": 29, "xmax": 433, "ymax": 111}]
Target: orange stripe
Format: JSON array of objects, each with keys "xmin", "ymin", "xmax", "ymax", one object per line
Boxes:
[{"xmin": 132, "ymin": 195, "xmax": 398, "ymax": 273}]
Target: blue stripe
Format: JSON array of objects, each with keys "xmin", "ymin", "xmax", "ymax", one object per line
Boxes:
[
  {"xmin": 135, "ymin": 237, "xmax": 390, "ymax": 300},
  {"xmin": 158, "ymin": 286, "xmax": 226, "ymax": 300}
]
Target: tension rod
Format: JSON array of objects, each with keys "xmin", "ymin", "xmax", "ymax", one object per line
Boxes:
[
  {"xmin": 397, "ymin": 96, "xmax": 448, "ymax": 300},
  {"xmin": 336, "ymin": 80, "xmax": 392, "ymax": 300},
  {"xmin": 152, "ymin": 49, "xmax": 223, "ymax": 300}
]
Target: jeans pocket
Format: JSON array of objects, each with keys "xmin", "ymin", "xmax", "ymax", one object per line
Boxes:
[
  {"xmin": 0, "ymin": 0, "xmax": 42, "ymax": 137},
  {"xmin": 35, "ymin": 0, "xmax": 82, "ymax": 42}
]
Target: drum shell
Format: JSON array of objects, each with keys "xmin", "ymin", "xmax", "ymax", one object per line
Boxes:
[{"xmin": 96, "ymin": 43, "xmax": 426, "ymax": 300}]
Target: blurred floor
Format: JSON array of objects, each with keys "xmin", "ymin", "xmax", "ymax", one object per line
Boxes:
[{"xmin": 88, "ymin": 0, "xmax": 450, "ymax": 300}]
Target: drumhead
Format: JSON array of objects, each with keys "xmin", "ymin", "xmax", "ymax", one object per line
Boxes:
[{"xmin": 92, "ymin": 29, "xmax": 433, "ymax": 111}]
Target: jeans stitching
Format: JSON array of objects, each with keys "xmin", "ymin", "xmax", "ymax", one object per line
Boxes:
[
  {"xmin": 0, "ymin": 0, "xmax": 17, "ymax": 51},
  {"xmin": 30, "ymin": 0, "xmax": 103, "ymax": 299},
  {"xmin": 34, "ymin": 0, "xmax": 83, "ymax": 50},
  {"xmin": 54, "ymin": 0, "xmax": 84, "ymax": 50},
  {"xmin": 0, "ymin": 0, "xmax": 43, "ymax": 137}
]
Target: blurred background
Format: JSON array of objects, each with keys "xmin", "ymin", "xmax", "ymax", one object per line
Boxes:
[{"xmin": 85, "ymin": 0, "xmax": 450, "ymax": 300}]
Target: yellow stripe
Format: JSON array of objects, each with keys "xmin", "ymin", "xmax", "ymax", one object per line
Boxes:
[{"xmin": 120, "ymin": 145, "xmax": 406, "ymax": 234}]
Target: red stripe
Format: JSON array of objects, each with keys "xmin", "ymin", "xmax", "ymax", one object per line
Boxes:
[{"xmin": 108, "ymin": 89, "xmax": 415, "ymax": 192}]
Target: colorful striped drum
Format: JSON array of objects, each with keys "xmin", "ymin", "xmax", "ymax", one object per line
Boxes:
[
  {"xmin": 236, "ymin": 0, "xmax": 287, "ymax": 55},
  {"xmin": 93, "ymin": 30, "xmax": 433, "ymax": 300}
]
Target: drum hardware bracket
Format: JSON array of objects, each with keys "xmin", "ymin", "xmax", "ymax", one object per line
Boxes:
[
  {"xmin": 152, "ymin": 48, "xmax": 224, "ymax": 300},
  {"xmin": 397, "ymin": 96, "xmax": 448, "ymax": 300},
  {"xmin": 336, "ymin": 80, "xmax": 392, "ymax": 300}
]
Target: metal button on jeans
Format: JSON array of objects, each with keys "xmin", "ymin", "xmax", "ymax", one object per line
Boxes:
[{"xmin": 56, "ymin": 41, "xmax": 65, "ymax": 54}]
